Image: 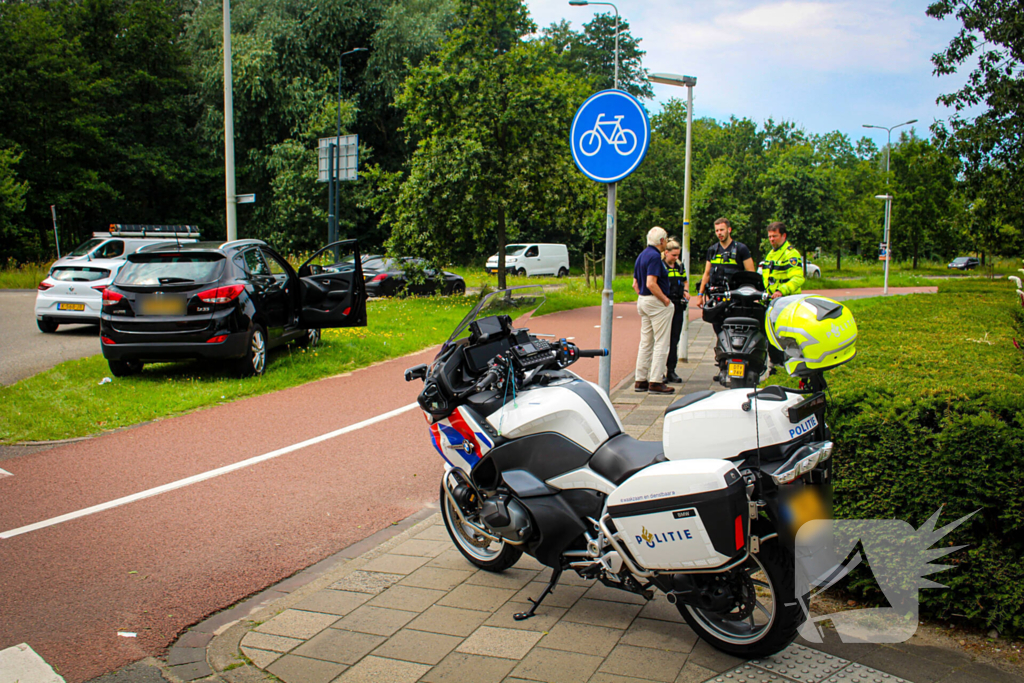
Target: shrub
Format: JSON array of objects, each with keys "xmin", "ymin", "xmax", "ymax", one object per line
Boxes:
[{"xmin": 797, "ymin": 281, "xmax": 1024, "ymax": 634}]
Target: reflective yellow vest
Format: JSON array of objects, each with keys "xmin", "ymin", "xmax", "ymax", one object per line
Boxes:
[{"xmin": 760, "ymin": 241, "xmax": 805, "ymax": 296}]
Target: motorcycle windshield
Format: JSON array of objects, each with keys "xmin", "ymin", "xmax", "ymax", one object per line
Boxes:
[{"xmin": 446, "ymin": 285, "xmax": 547, "ymax": 345}]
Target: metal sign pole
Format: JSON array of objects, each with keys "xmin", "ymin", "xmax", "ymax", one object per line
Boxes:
[
  {"xmin": 50, "ymin": 205, "xmax": 61, "ymax": 258},
  {"xmin": 679, "ymin": 82, "xmax": 694, "ymax": 362},
  {"xmin": 223, "ymin": 0, "xmax": 237, "ymax": 241},
  {"xmin": 328, "ymin": 144, "xmax": 337, "ymax": 245},
  {"xmin": 599, "ymin": 182, "xmax": 616, "ymax": 393}
]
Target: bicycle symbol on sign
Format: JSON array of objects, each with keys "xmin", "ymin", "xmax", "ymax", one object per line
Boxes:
[{"xmin": 579, "ymin": 113, "xmax": 639, "ymax": 157}]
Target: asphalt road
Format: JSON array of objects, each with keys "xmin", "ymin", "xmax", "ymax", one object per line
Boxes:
[
  {"xmin": 0, "ymin": 301, "xmax": 646, "ymax": 683},
  {"xmin": 0, "ymin": 290, "xmax": 102, "ymax": 386}
]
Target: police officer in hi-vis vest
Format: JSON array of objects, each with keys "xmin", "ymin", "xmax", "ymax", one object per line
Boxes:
[
  {"xmin": 760, "ymin": 221, "xmax": 805, "ymax": 372},
  {"xmin": 662, "ymin": 238, "xmax": 689, "ymax": 383}
]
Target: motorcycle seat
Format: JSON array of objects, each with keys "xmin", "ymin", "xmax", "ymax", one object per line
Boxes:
[{"xmin": 589, "ymin": 433, "xmax": 666, "ymax": 485}]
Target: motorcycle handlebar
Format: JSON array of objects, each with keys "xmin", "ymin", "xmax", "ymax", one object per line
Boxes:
[{"xmin": 578, "ymin": 348, "xmax": 609, "ymax": 358}]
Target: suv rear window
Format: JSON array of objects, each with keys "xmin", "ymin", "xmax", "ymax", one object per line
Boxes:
[
  {"xmin": 51, "ymin": 267, "xmax": 111, "ymax": 282},
  {"xmin": 117, "ymin": 254, "xmax": 224, "ymax": 286}
]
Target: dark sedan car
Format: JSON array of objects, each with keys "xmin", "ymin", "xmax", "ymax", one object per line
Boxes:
[
  {"xmin": 948, "ymin": 256, "xmax": 980, "ymax": 270},
  {"xmin": 362, "ymin": 257, "xmax": 466, "ymax": 297},
  {"xmin": 99, "ymin": 239, "xmax": 367, "ymax": 377}
]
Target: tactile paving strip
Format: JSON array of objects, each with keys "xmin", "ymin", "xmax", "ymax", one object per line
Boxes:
[
  {"xmin": 819, "ymin": 663, "xmax": 908, "ymax": 683},
  {"xmin": 750, "ymin": 643, "xmax": 850, "ymax": 682},
  {"xmin": 704, "ymin": 663, "xmax": 800, "ymax": 682}
]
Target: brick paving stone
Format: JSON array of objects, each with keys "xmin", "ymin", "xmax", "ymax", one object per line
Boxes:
[
  {"xmin": 563, "ymin": 598, "xmax": 644, "ymax": 630},
  {"xmin": 619, "ymin": 618, "xmax": 698, "ymax": 653},
  {"xmin": 369, "ymin": 628, "xmax": 463, "ymax": 665},
  {"xmin": 484, "ymin": 602, "xmax": 567, "ymax": 632},
  {"xmin": 638, "ymin": 599, "xmax": 685, "ymax": 624},
  {"xmin": 174, "ymin": 631, "xmax": 214, "ymax": 648},
  {"xmin": 240, "ymin": 647, "xmax": 281, "ymax": 669},
  {"xmin": 367, "ymin": 584, "xmax": 447, "ymax": 612},
  {"xmin": 457, "ymin": 626, "xmax": 545, "ymax": 659},
  {"xmin": 291, "ymin": 628, "xmax": 385, "ymax": 665},
  {"xmin": 623, "ymin": 410, "xmax": 665, "ymax": 425},
  {"xmin": 856, "ymin": 647, "xmax": 956, "ymax": 683},
  {"xmin": 511, "ymin": 647, "xmax": 604, "ymax": 683},
  {"xmin": 413, "ymin": 524, "xmax": 451, "ymax": 542},
  {"xmin": 390, "ymin": 538, "xmax": 450, "ymax": 557},
  {"xmin": 332, "ymin": 605, "xmax": 416, "ymax": 637},
  {"xmin": 331, "ymin": 570, "xmax": 403, "ymax": 594},
  {"xmin": 407, "ymin": 604, "xmax": 490, "ymax": 637},
  {"xmin": 167, "ymin": 661, "xmax": 213, "ymax": 681},
  {"xmin": 242, "ymin": 631, "xmax": 304, "ymax": 653},
  {"xmin": 684, "ymin": 639, "xmax": 745, "ymax": 674},
  {"xmin": 420, "ymin": 652, "xmax": 517, "ymax": 683},
  {"xmin": 331, "ymin": 655, "xmax": 430, "ymax": 683},
  {"xmin": 954, "ymin": 663, "xmax": 1024, "ymax": 683},
  {"xmin": 516, "ymin": 555, "xmax": 547, "ymax": 571},
  {"xmin": 536, "ymin": 567, "xmax": 594, "ymax": 587},
  {"xmin": 400, "ymin": 566, "xmax": 476, "ymax": 591},
  {"xmin": 599, "ymin": 644, "xmax": 687, "ymax": 683},
  {"xmin": 615, "ymin": 395, "xmax": 647, "ymax": 404},
  {"xmin": 590, "ymin": 674, "xmax": 668, "ymax": 683},
  {"xmin": 624, "ymin": 426, "xmax": 648, "ymax": 438},
  {"xmin": 465, "ymin": 567, "xmax": 540, "ymax": 590},
  {"xmin": 538, "ymin": 621, "xmax": 623, "ymax": 657},
  {"xmin": 266, "ymin": 655, "xmax": 346, "ymax": 683},
  {"xmin": 255, "ymin": 610, "xmax": 340, "ymax": 640},
  {"xmin": 584, "ymin": 583, "xmax": 648, "ymax": 605},
  {"xmin": 439, "ymin": 584, "xmax": 517, "ymax": 612},
  {"xmin": 167, "ymin": 647, "xmax": 205, "ymax": 666},
  {"xmin": 291, "ymin": 589, "xmax": 372, "ymax": 616},
  {"xmin": 674, "ymin": 662, "xmax": 718, "ymax": 683},
  {"xmin": 510, "ymin": 582, "xmax": 587, "ymax": 609},
  {"xmin": 888, "ymin": 643, "xmax": 975, "ymax": 670},
  {"xmin": 359, "ymin": 553, "xmax": 431, "ymax": 575},
  {"xmin": 427, "ymin": 549, "xmax": 478, "ymax": 570}
]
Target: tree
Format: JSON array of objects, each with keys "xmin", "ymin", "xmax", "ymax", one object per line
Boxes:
[
  {"xmin": 889, "ymin": 135, "xmax": 959, "ymax": 267},
  {"xmin": 542, "ymin": 14, "xmax": 652, "ymax": 99},
  {"xmin": 0, "ymin": 146, "xmax": 32, "ymax": 261},
  {"xmin": 928, "ymin": 0, "xmax": 1024, "ymax": 249},
  {"xmin": 373, "ymin": 0, "xmax": 596, "ymax": 288}
]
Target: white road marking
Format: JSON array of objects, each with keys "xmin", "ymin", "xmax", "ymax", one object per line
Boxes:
[
  {"xmin": 0, "ymin": 402, "xmax": 419, "ymax": 540},
  {"xmin": 0, "ymin": 468, "xmax": 12, "ymax": 478}
]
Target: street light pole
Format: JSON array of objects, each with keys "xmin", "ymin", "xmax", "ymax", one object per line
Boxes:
[
  {"xmin": 863, "ymin": 119, "xmax": 916, "ymax": 295},
  {"xmin": 569, "ymin": 0, "xmax": 621, "ymax": 395},
  {"xmin": 332, "ymin": 47, "xmax": 367, "ymax": 254},
  {"xmin": 223, "ymin": 0, "xmax": 237, "ymax": 240},
  {"xmin": 650, "ymin": 73, "xmax": 697, "ymax": 362}
]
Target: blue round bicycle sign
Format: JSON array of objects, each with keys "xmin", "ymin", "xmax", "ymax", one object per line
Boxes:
[{"xmin": 570, "ymin": 89, "xmax": 650, "ymax": 184}]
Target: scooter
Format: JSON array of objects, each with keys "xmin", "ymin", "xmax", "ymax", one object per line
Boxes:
[
  {"xmin": 702, "ymin": 271, "xmax": 770, "ymax": 388},
  {"xmin": 405, "ymin": 286, "xmax": 839, "ymax": 657}
]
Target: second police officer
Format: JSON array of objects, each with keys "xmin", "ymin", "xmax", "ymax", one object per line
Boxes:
[{"xmin": 760, "ymin": 221, "xmax": 805, "ymax": 373}]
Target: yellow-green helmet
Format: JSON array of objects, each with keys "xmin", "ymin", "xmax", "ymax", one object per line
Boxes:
[{"xmin": 766, "ymin": 295, "xmax": 857, "ymax": 377}]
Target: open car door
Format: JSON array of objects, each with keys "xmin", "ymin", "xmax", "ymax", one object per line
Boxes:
[{"xmin": 297, "ymin": 240, "xmax": 368, "ymax": 328}]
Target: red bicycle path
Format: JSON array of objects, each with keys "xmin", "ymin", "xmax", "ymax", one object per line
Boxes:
[{"xmin": 0, "ymin": 288, "xmax": 934, "ymax": 681}]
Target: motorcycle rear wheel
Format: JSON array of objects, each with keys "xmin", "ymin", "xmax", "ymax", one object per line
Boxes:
[
  {"xmin": 440, "ymin": 484, "xmax": 522, "ymax": 572},
  {"xmin": 676, "ymin": 540, "xmax": 802, "ymax": 658}
]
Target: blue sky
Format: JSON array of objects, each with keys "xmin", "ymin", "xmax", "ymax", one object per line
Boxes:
[{"xmin": 525, "ymin": 0, "xmax": 974, "ymax": 147}]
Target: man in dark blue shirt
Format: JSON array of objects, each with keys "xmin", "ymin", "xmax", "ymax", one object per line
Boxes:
[{"xmin": 632, "ymin": 226, "xmax": 675, "ymax": 394}]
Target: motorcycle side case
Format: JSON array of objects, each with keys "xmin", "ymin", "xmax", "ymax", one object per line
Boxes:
[
  {"xmin": 607, "ymin": 459, "xmax": 748, "ymax": 571},
  {"xmin": 663, "ymin": 389, "xmax": 809, "ymax": 461}
]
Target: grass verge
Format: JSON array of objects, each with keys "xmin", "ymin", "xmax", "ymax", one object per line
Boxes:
[
  {"xmin": 0, "ymin": 278, "xmax": 638, "ymax": 443},
  {"xmin": 1, "ymin": 260, "xmax": 50, "ymax": 289}
]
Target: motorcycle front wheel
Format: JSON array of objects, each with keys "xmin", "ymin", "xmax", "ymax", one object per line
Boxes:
[
  {"xmin": 439, "ymin": 483, "xmax": 522, "ymax": 572},
  {"xmin": 677, "ymin": 540, "xmax": 802, "ymax": 658}
]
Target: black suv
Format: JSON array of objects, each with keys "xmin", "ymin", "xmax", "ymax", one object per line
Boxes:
[{"xmin": 100, "ymin": 239, "xmax": 367, "ymax": 377}]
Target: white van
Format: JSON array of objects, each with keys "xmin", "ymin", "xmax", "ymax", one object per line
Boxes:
[
  {"xmin": 486, "ymin": 243, "xmax": 569, "ymax": 277},
  {"xmin": 52, "ymin": 224, "xmax": 200, "ymax": 269}
]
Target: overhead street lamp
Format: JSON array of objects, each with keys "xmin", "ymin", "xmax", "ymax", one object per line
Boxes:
[
  {"xmin": 569, "ymin": 0, "xmax": 623, "ymax": 393},
  {"xmin": 649, "ymin": 73, "xmax": 696, "ymax": 362},
  {"xmin": 863, "ymin": 119, "xmax": 917, "ymax": 295},
  {"xmin": 329, "ymin": 47, "xmax": 367, "ymax": 257}
]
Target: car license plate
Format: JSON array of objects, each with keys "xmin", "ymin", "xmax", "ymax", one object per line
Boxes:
[
  {"xmin": 57, "ymin": 303, "xmax": 86, "ymax": 311},
  {"xmin": 139, "ymin": 295, "xmax": 186, "ymax": 316},
  {"xmin": 728, "ymin": 362, "xmax": 746, "ymax": 378}
]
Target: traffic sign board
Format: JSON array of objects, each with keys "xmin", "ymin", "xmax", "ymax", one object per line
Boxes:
[
  {"xmin": 318, "ymin": 135, "xmax": 359, "ymax": 182},
  {"xmin": 570, "ymin": 90, "xmax": 650, "ymax": 183}
]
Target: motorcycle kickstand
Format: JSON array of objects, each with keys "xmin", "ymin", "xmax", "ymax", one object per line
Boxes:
[{"xmin": 513, "ymin": 567, "xmax": 562, "ymax": 621}]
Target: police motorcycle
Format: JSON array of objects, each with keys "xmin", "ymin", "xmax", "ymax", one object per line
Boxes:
[
  {"xmin": 702, "ymin": 271, "xmax": 771, "ymax": 389},
  {"xmin": 405, "ymin": 286, "xmax": 858, "ymax": 657}
]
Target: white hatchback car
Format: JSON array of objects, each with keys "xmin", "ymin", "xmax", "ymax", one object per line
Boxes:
[{"xmin": 34, "ymin": 259, "xmax": 127, "ymax": 332}]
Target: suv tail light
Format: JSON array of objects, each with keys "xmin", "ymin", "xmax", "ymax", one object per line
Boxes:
[
  {"xmin": 197, "ymin": 284, "xmax": 245, "ymax": 304},
  {"xmin": 370, "ymin": 274, "xmax": 387, "ymax": 283},
  {"xmin": 102, "ymin": 289, "xmax": 124, "ymax": 306},
  {"xmin": 38, "ymin": 281, "xmax": 53, "ymax": 291},
  {"xmin": 92, "ymin": 285, "xmax": 107, "ymax": 293}
]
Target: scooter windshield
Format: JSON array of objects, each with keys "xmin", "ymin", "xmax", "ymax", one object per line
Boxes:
[{"xmin": 446, "ymin": 285, "xmax": 547, "ymax": 346}]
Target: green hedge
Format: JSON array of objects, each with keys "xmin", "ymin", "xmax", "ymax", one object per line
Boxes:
[{"xmin": 786, "ymin": 280, "xmax": 1024, "ymax": 634}]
